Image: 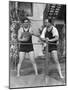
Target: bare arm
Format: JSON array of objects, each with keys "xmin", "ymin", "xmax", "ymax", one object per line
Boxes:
[
  {"xmin": 49, "ymin": 36, "xmax": 59, "ymax": 42},
  {"xmin": 49, "ymin": 27, "xmax": 59, "ymax": 42},
  {"xmin": 18, "ymin": 30, "xmax": 23, "ymax": 41},
  {"xmin": 40, "ymin": 37, "xmax": 46, "ymax": 42},
  {"xmin": 31, "ymin": 32, "xmax": 40, "ymax": 37},
  {"xmin": 18, "ymin": 29, "xmax": 29, "ymax": 42},
  {"xmin": 30, "ymin": 30, "xmax": 40, "ymax": 37},
  {"xmin": 40, "ymin": 29, "xmax": 46, "ymax": 42}
]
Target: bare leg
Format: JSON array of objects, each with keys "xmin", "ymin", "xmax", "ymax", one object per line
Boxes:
[
  {"xmin": 17, "ymin": 52, "xmax": 25, "ymax": 76},
  {"xmin": 51, "ymin": 50, "xmax": 64, "ymax": 79},
  {"xmin": 29, "ymin": 51, "xmax": 38, "ymax": 75}
]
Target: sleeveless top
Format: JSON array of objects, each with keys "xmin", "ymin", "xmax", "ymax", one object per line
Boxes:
[
  {"xmin": 45, "ymin": 27, "xmax": 57, "ymax": 44},
  {"xmin": 20, "ymin": 27, "xmax": 32, "ymax": 44}
]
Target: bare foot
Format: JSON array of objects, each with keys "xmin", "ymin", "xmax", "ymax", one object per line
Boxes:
[
  {"xmin": 35, "ymin": 73, "xmax": 38, "ymax": 76},
  {"xmin": 60, "ymin": 75, "xmax": 64, "ymax": 79},
  {"xmin": 17, "ymin": 73, "xmax": 20, "ymax": 77}
]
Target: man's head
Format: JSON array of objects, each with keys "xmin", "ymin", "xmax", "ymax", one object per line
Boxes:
[
  {"xmin": 22, "ymin": 18, "xmax": 31, "ymax": 29},
  {"xmin": 44, "ymin": 19, "xmax": 52, "ymax": 27}
]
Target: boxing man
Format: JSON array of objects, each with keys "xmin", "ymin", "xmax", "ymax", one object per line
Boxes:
[
  {"xmin": 40, "ymin": 19, "xmax": 64, "ymax": 79},
  {"xmin": 17, "ymin": 18, "xmax": 38, "ymax": 76}
]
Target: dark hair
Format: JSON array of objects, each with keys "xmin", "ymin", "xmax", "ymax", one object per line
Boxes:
[
  {"xmin": 22, "ymin": 17, "xmax": 31, "ymax": 23},
  {"xmin": 48, "ymin": 18, "xmax": 52, "ymax": 23}
]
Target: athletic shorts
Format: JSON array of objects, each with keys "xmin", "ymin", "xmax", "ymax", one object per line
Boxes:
[
  {"xmin": 19, "ymin": 43, "xmax": 34, "ymax": 52},
  {"xmin": 48, "ymin": 44, "xmax": 57, "ymax": 52}
]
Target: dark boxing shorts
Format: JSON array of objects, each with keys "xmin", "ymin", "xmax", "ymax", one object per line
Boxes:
[
  {"xmin": 48, "ymin": 44, "xmax": 57, "ymax": 52},
  {"xmin": 19, "ymin": 43, "xmax": 34, "ymax": 52}
]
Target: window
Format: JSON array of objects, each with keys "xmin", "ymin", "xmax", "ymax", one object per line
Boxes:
[{"xmin": 18, "ymin": 2, "xmax": 33, "ymax": 16}]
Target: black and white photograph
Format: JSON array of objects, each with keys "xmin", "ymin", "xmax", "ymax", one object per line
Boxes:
[{"xmin": 9, "ymin": 1, "xmax": 66, "ymax": 89}]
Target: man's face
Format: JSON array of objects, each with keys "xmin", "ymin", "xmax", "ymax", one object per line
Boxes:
[
  {"xmin": 23, "ymin": 20, "xmax": 29, "ymax": 28},
  {"xmin": 44, "ymin": 19, "xmax": 50, "ymax": 27}
]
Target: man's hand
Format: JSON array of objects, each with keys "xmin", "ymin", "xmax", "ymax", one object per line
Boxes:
[{"xmin": 45, "ymin": 38, "xmax": 49, "ymax": 43}]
